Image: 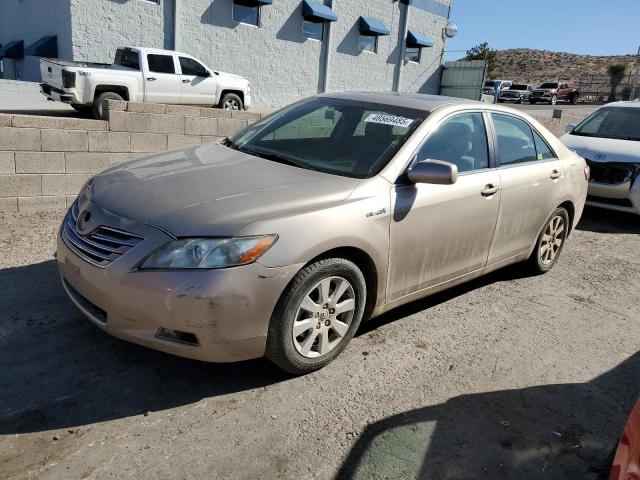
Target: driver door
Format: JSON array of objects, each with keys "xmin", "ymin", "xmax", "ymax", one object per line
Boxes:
[
  {"xmin": 387, "ymin": 111, "xmax": 501, "ymax": 301},
  {"xmin": 178, "ymin": 56, "xmax": 217, "ymax": 106}
]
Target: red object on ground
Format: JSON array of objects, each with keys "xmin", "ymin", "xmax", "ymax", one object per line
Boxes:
[{"xmin": 610, "ymin": 400, "xmax": 640, "ymax": 480}]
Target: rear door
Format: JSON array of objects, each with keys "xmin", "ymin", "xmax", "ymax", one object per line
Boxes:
[
  {"xmin": 143, "ymin": 53, "xmax": 181, "ymax": 104},
  {"xmin": 178, "ymin": 56, "xmax": 218, "ymax": 106},
  {"xmin": 387, "ymin": 111, "xmax": 501, "ymax": 300},
  {"xmin": 487, "ymin": 113, "xmax": 566, "ymax": 264}
]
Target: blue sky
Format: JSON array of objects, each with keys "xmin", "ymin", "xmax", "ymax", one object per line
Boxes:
[{"xmin": 444, "ymin": 0, "xmax": 640, "ymax": 60}]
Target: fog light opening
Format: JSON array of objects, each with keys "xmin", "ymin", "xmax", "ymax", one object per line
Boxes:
[{"xmin": 156, "ymin": 328, "xmax": 199, "ymax": 346}]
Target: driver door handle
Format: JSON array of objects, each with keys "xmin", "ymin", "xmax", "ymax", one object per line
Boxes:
[
  {"xmin": 182, "ymin": 79, "xmax": 191, "ymax": 83},
  {"xmin": 481, "ymin": 185, "xmax": 500, "ymax": 197},
  {"xmin": 146, "ymin": 77, "xmax": 157, "ymax": 82},
  {"xmin": 550, "ymin": 170, "xmax": 562, "ymax": 180}
]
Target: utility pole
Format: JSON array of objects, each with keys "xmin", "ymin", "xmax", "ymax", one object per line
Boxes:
[{"xmin": 632, "ymin": 45, "xmax": 640, "ymax": 100}]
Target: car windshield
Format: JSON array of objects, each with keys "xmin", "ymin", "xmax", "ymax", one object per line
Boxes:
[
  {"xmin": 510, "ymin": 84, "xmax": 528, "ymax": 90},
  {"xmin": 572, "ymin": 107, "xmax": 640, "ymax": 141},
  {"xmin": 227, "ymin": 97, "xmax": 429, "ymax": 178},
  {"xmin": 540, "ymin": 83, "xmax": 559, "ymax": 89}
]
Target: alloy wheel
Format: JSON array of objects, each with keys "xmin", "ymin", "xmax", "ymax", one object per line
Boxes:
[
  {"xmin": 292, "ymin": 276, "xmax": 356, "ymax": 358},
  {"xmin": 223, "ymin": 99, "xmax": 240, "ymax": 110},
  {"xmin": 540, "ymin": 215, "xmax": 565, "ymax": 265}
]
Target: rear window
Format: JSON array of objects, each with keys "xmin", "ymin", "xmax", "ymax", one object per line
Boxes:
[
  {"xmin": 114, "ymin": 48, "xmax": 140, "ymax": 70},
  {"xmin": 147, "ymin": 54, "xmax": 175, "ymax": 74}
]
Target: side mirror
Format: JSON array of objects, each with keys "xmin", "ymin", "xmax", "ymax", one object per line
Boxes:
[
  {"xmin": 408, "ymin": 159, "xmax": 458, "ymax": 185},
  {"xmin": 565, "ymin": 123, "xmax": 577, "ymax": 134}
]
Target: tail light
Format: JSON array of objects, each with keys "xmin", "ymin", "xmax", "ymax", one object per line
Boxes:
[
  {"xmin": 61, "ymin": 70, "xmax": 76, "ymax": 89},
  {"xmin": 584, "ymin": 165, "xmax": 590, "ymax": 181}
]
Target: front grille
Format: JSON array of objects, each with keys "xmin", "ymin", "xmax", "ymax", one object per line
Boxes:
[
  {"xmin": 62, "ymin": 201, "xmax": 144, "ymax": 267},
  {"xmin": 586, "ymin": 160, "xmax": 637, "ymax": 185},
  {"xmin": 587, "ymin": 195, "xmax": 634, "ymax": 208}
]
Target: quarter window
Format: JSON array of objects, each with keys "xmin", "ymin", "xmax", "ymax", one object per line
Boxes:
[
  {"xmin": 303, "ymin": 20, "xmax": 324, "ymax": 41},
  {"xmin": 147, "ymin": 54, "xmax": 175, "ymax": 74},
  {"xmin": 492, "ymin": 114, "xmax": 537, "ymax": 166},
  {"xmin": 179, "ymin": 57, "xmax": 208, "ymax": 77},
  {"xmin": 404, "ymin": 47, "xmax": 421, "ymax": 63},
  {"xmin": 359, "ymin": 34, "xmax": 377, "ymax": 53},
  {"xmin": 232, "ymin": 0, "xmax": 260, "ymax": 26},
  {"xmin": 533, "ymin": 130, "xmax": 556, "ymax": 160},
  {"xmin": 416, "ymin": 112, "xmax": 489, "ymax": 173}
]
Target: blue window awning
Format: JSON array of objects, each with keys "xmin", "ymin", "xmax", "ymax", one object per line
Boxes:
[
  {"xmin": 407, "ymin": 30, "xmax": 433, "ymax": 48},
  {"xmin": 302, "ymin": 0, "xmax": 337, "ymax": 22},
  {"xmin": 0, "ymin": 40, "xmax": 24, "ymax": 60},
  {"xmin": 25, "ymin": 35, "xmax": 58, "ymax": 58},
  {"xmin": 359, "ymin": 16, "xmax": 390, "ymax": 36}
]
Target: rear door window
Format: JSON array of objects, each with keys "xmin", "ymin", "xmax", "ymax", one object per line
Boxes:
[
  {"xmin": 492, "ymin": 114, "xmax": 537, "ymax": 166},
  {"xmin": 147, "ymin": 54, "xmax": 176, "ymax": 74},
  {"xmin": 532, "ymin": 130, "xmax": 556, "ymax": 160}
]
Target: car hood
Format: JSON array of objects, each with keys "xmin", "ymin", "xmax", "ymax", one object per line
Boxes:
[
  {"xmin": 214, "ymin": 70, "xmax": 248, "ymax": 83},
  {"xmin": 88, "ymin": 143, "xmax": 360, "ymax": 237},
  {"xmin": 560, "ymin": 134, "xmax": 640, "ymax": 164}
]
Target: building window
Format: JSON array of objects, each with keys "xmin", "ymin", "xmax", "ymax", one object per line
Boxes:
[
  {"xmin": 233, "ymin": 0, "xmax": 260, "ymax": 26},
  {"xmin": 147, "ymin": 54, "xmax": 175, "ymax": 74},
  {"xmin": 359, "ymin": 34, "xmax": 377, "ymax": 53},
  {"xmin": 404, "ymin": 47, "xmax": 421, "ymax": 63},
  {"xmin": 302, "ymin": 20, "xmax": 324, "ymax": 41}
]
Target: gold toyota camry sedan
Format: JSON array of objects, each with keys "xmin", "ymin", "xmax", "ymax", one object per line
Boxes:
[{"xmin": 58, "ymin": 93, "xmax": 589, "ymax": 373}]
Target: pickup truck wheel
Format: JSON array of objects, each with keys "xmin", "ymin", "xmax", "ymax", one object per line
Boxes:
[
  {"xmin": 549, "ymin": 95, "xmax": 558, "ymax": 106},
  {"xmin": 219, "ymin": 93, "xmax": 243, "ymax": 111},
  {"xmin": 92, "ymin": 92, "xmax": 124, "ymax": 120},
  {"xmin": 529, "ymin": 99, "xmax": 536, "ymax": 104}
]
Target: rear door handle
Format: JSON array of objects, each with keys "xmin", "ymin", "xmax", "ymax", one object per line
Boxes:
[
  {"xmin": 182, "ymin": 79, "xmax": 191, "ymax": 83},
  {"xmin": 550, "ymin": 170, "xmax": 562, "ymax": 180},
  {"xmin": 481, "ymin": 185, "xmax": 500, "ymax": 197},
  {"xmin": 146, "ymin": 77, "xmax": 157, "ymax": 82}
]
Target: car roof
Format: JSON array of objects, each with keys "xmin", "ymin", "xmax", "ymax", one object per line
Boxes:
[
  {"xmin": 601, "ymin": 100, "xmax": 640, "ymax": 109},
  {"xmin": 320, "ymin": 92, "xmax": 473, "ymax": 111}
]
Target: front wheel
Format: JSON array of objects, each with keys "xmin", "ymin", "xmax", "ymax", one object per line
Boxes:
[
  {"xmin": 219, "ymin": 93, "xmax": 243, "ymax": 110},
  {"xmin": 266, "ymin": 258, "xmax": 366, "ymax": 374},
  {"xmin": 526, "ymin": 207, "xmax": 570, "ymax": 274},
  {"xmin": 530, "ymin": 100, "xmax": 537, "ymax": 104}
]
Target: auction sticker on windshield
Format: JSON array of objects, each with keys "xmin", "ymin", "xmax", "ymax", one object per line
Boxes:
[{"xmin": 364, "ymin": 114, "xmax": 414, "ymax": 128}]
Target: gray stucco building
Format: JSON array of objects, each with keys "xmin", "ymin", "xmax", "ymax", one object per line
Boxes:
[{"xmin": 0, "ymin": 0, "xmax": 453, "ymax": 107}]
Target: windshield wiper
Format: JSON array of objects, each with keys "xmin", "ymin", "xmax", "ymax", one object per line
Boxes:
[{"xmin": 236, "ymin": 147, "xmax": 304, "ymax": 168}]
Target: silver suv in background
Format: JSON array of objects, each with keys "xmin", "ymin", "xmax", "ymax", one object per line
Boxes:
[
  {"xmin": 482, "ymin": 79, "xmax": 512, "ymax": 96},
  {"xmin": 499, "ymin": 84, "xmax": 534, "ymax": 104},
  {"xmin": 58, "ymin": 93, "xmax": 588, "ymax": 374}
]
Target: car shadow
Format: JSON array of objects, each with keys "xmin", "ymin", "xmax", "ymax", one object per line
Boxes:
[
  {"xmin": 0, "ymin": 260, "xmax": 290, "ymax": 434},
  {"xmin": 577, "ymin": 207, "xmax": 640, "ymax": 234},
  {"xmin": 336, "ymin": 352, "xmax": 640, "ymax": 479}
]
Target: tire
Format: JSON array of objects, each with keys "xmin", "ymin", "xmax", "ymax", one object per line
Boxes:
[
  {"xmin": 517, "ymin": 98, "xmax": 523, "ymax": 104},
  {"xmin": 266, "ymin": 258, "xmax": 367, "ymax": 374},
  {"xmin": 526, "ymin": 207, "xmax": 570, "ymax": 274},
  {"xmin": 92, "ymin": 92, "xmax": 124, "ymax": 120},
  {"xmin": 219, "ymin": 93, "xmax": 243, "ymax": 111},
  {"xmin": 530, "ymin": 100, "xmax": 536, "ymax": 104},
  {"xmin": 550, "ymin": 94, "xmax": 558, "ymax": 106}
]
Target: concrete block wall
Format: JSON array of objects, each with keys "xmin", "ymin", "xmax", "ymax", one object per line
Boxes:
[{"xmin": 0, "ymin": 101, "xmax": 263, "ymax": 213}]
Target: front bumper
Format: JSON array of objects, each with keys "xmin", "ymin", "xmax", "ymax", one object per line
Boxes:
[
  {"xmin": 587, "ymin": 179, "xmax": 640, "ymax": 214},
  {"xmin": 57, "ymin": 202, "xmax": 302, "ymax": 362}
]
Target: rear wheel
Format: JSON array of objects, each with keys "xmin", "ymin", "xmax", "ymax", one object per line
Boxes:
[
  {"xmin": 526, "ymin": 207, "xmax": 570, "ymax": 274},
  {"xmin": 219, "ymin": 93, "xmax": 243, "ymax": 111},
  {"xmin": 92, "ymin": 92, "xmax": 124, "ymax": 120},
  {"xmin": 266, "ymin": 258, "xmax": 366, "ymax": 374}
]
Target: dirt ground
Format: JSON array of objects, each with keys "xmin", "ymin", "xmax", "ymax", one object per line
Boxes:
[{"xmin": 1, "ymin": 207, "xmax": 639, "ymax": 480}]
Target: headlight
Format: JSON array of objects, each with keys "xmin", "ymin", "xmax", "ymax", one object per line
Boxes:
[{"xmin": 140, "ymin": 235, "xmax": 277, "ymax": 269}]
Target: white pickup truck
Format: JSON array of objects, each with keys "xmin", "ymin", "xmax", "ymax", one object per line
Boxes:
[{"xmin": 40, "ymin": 47, "xmax": 252, "ymax": 119}]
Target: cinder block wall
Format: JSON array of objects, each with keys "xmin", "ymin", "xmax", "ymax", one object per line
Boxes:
[
  {"xmin": 0, "ymin": 101, "xmax": 263, "ymax": 213},
  {"xmin": 0, "ymin": 103, "xmax": 585, "ymax": 214}
]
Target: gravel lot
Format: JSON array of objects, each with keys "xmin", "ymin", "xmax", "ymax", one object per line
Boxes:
[{"xmin": 1, "ymin": 207, "xmax": 639, "ymax": 480}]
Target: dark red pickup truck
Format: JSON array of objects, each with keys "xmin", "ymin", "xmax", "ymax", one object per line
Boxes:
[{"xmin": 530, "ymin": 82, "xmax": 580, "ymax": 105}]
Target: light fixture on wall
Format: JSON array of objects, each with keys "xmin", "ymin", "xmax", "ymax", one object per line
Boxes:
[{"xmin": 444, "ymin": 21, "xmax": 458, "ymax": 39}]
